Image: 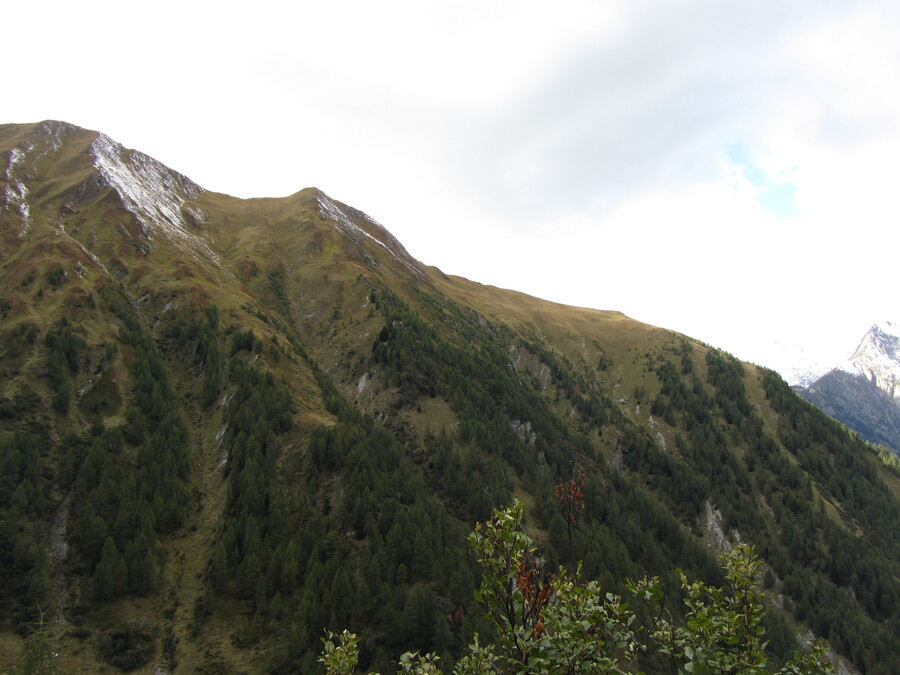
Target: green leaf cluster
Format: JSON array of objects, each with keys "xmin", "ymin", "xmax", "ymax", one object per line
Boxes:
[{"xmin": 321, "ymin": 501, "xmax": 833, "ymax": 674}]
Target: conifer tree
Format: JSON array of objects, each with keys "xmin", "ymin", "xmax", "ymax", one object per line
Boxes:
[{"xmin": 94, "ymin": 537, "xmax": 127, "ymax": 600}]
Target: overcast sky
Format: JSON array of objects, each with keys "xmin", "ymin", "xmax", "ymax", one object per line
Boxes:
[{"xmin": 8, "ymin": 0, "xmax": 899, "ymax": 380}]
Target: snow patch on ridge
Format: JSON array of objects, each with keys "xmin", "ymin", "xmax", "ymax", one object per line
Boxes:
[
  {"xmin": 316, "ymin": 193, "xmax": 389, "ymax": 253},
  {"xmin": 3, "ymin": 147, "xmax": 25, "ymax": 181},
  {"xmin": 90, "ymin": 134, "xmax": 218, "ymax": 263},
  {"xmin": 34, "ymin": 120, "xmax": 75, "ymax": 156},
  {"xmin": 1, "ymin": 123, "xmax": 82, "ymax": 238},
  {"xmin": 3, "ymin": 146, "xmax": 32, "ymax": 236},
  {"xmin": 315, "ymin": 191, "xmax": 424, "ymax": 275}
]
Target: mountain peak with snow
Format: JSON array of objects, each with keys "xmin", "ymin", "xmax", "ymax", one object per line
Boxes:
[
  {"xmin": 838, "ymin": 320, "xmax": 900, "ymax": 401},
  {"xmin": 795, "ymin": 320, "xmax": 900, "ymax": 454}
]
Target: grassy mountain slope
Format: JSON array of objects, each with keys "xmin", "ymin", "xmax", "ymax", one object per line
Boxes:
[{"xmin": 1, "ymin": 121, "xmax": 899, "ymax": 673}]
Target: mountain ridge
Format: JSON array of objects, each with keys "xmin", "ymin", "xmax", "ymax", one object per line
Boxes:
[{"xmin": 2, "ymin": 121, "xmax": 898, "ymax": 673}]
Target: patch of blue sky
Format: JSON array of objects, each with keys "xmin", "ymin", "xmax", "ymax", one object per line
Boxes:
[
  {"xmin": 726, "ymin": 142, "xmax": 798, "ymax": 218},
  {"xmin": 757, "ymin": 182, "xmax": 798, "ymax": 218}
]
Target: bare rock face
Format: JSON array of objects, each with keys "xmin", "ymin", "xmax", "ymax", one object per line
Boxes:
[{"xmin": 798, "ymin": 370, "xmax": 900, "ymax": 454}]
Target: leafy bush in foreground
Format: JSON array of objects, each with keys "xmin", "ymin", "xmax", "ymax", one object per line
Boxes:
[{"xmin": 320, "ymin": 501, "xmax": 831, "ymax": 674}]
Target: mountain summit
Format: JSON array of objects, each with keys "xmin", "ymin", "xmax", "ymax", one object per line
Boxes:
[
  {"xmin": 796, "ymin": 321, "xmax": 900, "ymax": 454},
  {"xmin": 841, "ymin": 320, "xmax": 900, "ymax": 400},
  {"xmin": 2, "ymin": 121, "xmax": 899, "ymax": 673}
]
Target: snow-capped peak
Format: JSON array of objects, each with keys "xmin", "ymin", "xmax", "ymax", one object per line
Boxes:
[
  {"xmin": 90, "ymin": 133, "xmax": 217, "ymax": 263},
  {"xmin": 837, "ymin": 321, "xmax": 900, "ymax": 400}
]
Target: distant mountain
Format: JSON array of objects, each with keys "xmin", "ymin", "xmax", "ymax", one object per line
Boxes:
[
  {"xmin": 751, "ymin": 338, "xmax": 833, "ymax": 388},
  {"xmin": 795, "ymin": 322, "xmax": 900, "ymax": 455},
  {"xmin": 2, "ymin": 121, "xmax": 899, "ymax": 674}
]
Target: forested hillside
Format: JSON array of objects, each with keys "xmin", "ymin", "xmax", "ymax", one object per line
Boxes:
[{"xmin": 1, "ymin": 121, "xmax": 899, "ymax": 673}]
